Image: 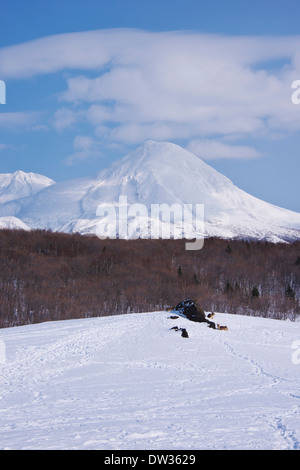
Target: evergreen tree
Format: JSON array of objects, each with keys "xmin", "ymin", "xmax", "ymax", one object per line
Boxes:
[
  {"xmin": 294, "ymin": 256, "xmax": 300, "ymax": 266},
  {"xmin": 251, "ymin": 286, "xmax": 259, "ymax": 298},
  {"xmin": 224, "ymin": 281, "xmax": 233, "ymax": 294},
  {"xmin": 285, "ymin": 284, "xmax": 295, "ymax": 300}
]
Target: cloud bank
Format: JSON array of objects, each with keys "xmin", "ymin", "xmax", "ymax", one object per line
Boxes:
[{"xmin": 1, "ymin": 29, "xmax": 300, "ymax": 161}]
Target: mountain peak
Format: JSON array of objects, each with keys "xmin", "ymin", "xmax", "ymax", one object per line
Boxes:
[
  {"xmin": 12, "ymin": 170, "xmax": 26, "ymax": 177},
  {"xmin": 107, "ymin": 139, "xmax": 233, "ymax": 195},
  {"xmin": 0, "ymin": 142, "xmax": 299, "ymax": 242},
  {"xmin": 0, "ymin": 170, "xmax": 55, "ymax": 205},
  {"xmin": 104, "ymin": 140, "xmax": 214, "ymax": 189},
  {"xmin": 132, "ymin": 139, "xmax": 201, "ymax": 163}
]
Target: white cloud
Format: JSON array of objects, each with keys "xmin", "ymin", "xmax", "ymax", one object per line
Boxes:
[
  {"xmin": 187, "ymin": 139, "xmax": 262, "ymax": 160},
  {"xmin": 0, "ymin": 30, "xmax": 117, "ymax": 78},
  {"xmin": 0, "ymin": 112, "xmax": 40, "ymax": 128},
  {"xmin": 52, "ymin": 107, "xmax": 78, "ymax": 131},
  {"xmin": 64, "ymin": 135, "xmax": 103, "ymax": 166},
  {"xmin": 1, "ymin": 30, "xmax": 300, "ymax": 156}
]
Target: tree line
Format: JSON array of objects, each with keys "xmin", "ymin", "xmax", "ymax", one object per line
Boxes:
[{"xmin": 0, "ymin": 228, "xmax": 299, "ymax": 328}]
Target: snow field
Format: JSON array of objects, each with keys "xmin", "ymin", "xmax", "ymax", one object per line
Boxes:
[{"xmin": 0, "ymin": 311, "xmax": 299, "ymax": 450}]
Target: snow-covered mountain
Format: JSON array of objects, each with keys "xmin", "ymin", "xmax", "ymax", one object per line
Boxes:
[
  {"xmin": 0, "ymin": 216, "xmax": 30, "ymax": 231},
  {"xmin": 0, "ymin": 170, "xmax": 55, "ymax": 229},
  {"xmin": 0, "ymin": 141, "xmax": 300, "ymax": 242},
  {"xmin": 0, "ymin": 310, "xmax": 299, "ymax": 450},
  {"xmin": 0, "ymin": 170, "xmax": 54, "ymax": 205}
]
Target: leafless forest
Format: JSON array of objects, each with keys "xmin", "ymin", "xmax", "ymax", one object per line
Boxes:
[{"xmin": 0, "ymin": 228, "xmax": 299, "ymax": 328}]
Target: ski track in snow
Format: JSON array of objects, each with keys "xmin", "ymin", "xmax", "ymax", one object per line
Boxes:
[{"xmin": 0, "ymin": 311, "xmax": 299, "ymax": 450}]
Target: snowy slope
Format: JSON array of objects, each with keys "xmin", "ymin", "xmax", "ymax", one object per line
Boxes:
[
  {"xmin": 0, "ymin": 170, "xmax": 54, "ymax": 204},
  {"xmin": 0, "ymin": 170, "xmax": 55, "ymax": 218},
  {"xmin": 19, "ymin": 176, "xmax": 95, "ymax": 231},
  {"xmin": 1, "ymin": 141, "xmax": 300, "ymax": 241},
  {"xmin": 0, "ymin": 216, "xmax": 30, "ymax": 231},
  {"xmin": 0, "ymin": 311, "xmax": 299, "ymax": 450},
  {"xmin": 80, "ymin": 141, "xmax": 300, "ymax": 241}
]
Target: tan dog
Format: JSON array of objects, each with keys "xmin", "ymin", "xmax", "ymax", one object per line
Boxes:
[
  {"xmin": 216, "ymin": 324, "xmax": 228, "ymax": 331},
  {"xmin": 207, "ymin": 312, "xmax": 215, "ymax": 319}
]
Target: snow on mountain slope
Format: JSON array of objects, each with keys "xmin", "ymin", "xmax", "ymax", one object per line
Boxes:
[
  {"xmin": 1, "ymin": 141, "xmax": 300, "ymax": 242},
  {"xmin": 0, "ymin": 216, "xmax": 30, "ymax": 231},
  {"xmin": 0, "ymin": 311, "xmax": 299, "ymax": 450},
  {"xmin": 0, "ymin": 170, "xmax": 55, "ymax": 204},
  {"xmin": 19, "ymin": 176, "xmax": 95, "ymax": 231},
  {"xmin": 80, "ymin": 140, "xmax": 300, "ymax": 241},
  {"xmin": 0, "ymin": 170, "xmax": 55, "ymax": 218}
]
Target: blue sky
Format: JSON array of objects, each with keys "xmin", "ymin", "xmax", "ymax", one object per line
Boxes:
[{"xmin": 0, "ymin": 0, "xmax": 300, "ymax": 211}]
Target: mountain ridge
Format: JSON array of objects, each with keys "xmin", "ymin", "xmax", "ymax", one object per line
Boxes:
[
  {"xmin": 0, "ymin": 141, "xmax": 299, "ymax": 242},
  {"xmin": 0, "ymin": 170, "xmax": 55, "ymax": 204}
]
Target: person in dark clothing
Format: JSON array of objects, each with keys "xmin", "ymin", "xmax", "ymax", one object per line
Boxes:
[
  {"xmin": 171, "ymin": 298, "xmax": 216, "ymax": 329},
  {"xmin": 181, "ymin": 328, "xmax": 189, "ymax": 338}
]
